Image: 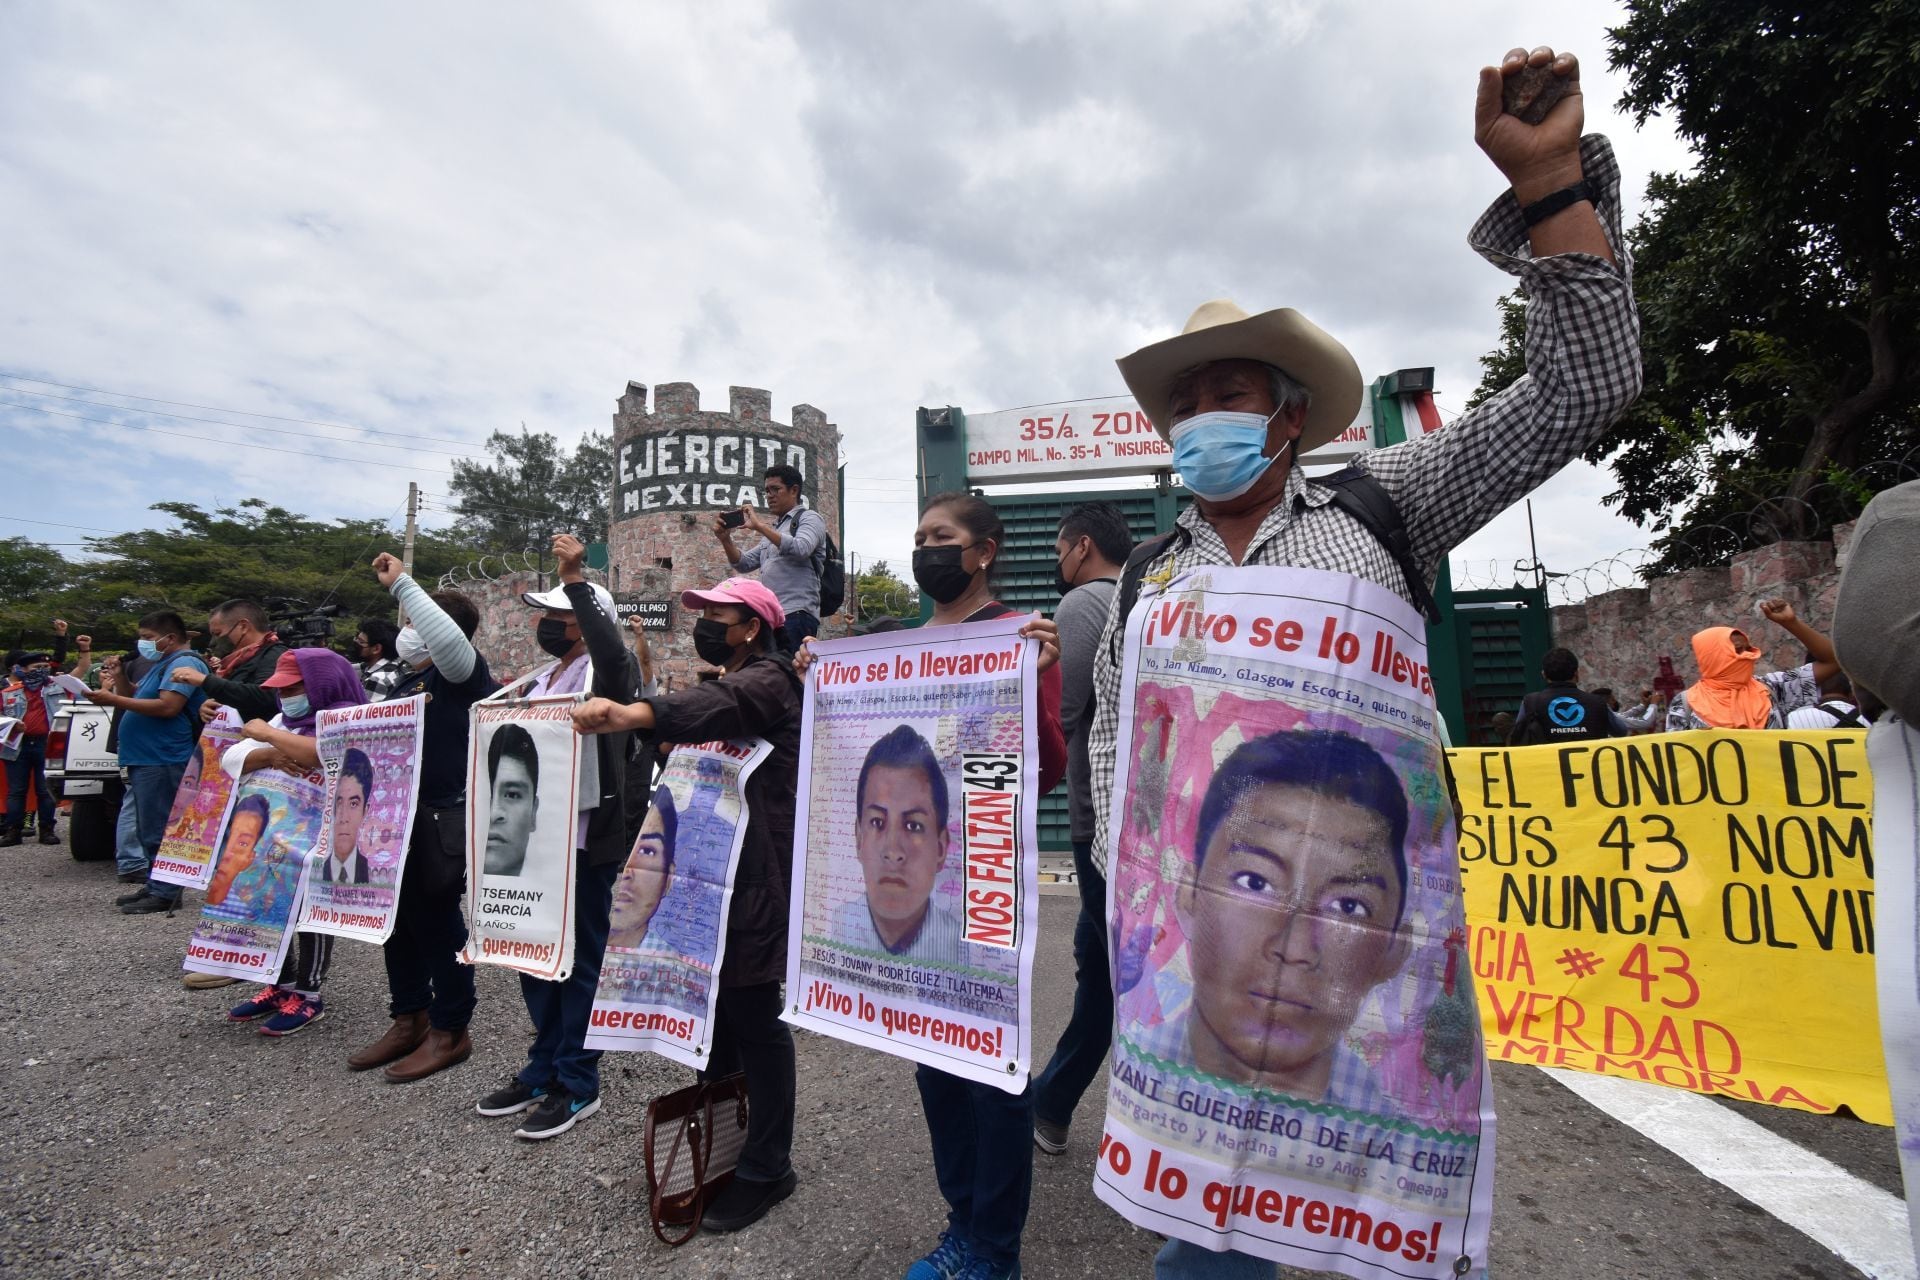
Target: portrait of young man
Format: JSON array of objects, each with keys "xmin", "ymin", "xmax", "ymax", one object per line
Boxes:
[
  {"xmin": 832, "ymin": 724, "xmax": 964, "ymax": 968},
  {"xmin": 483, "ymin": 724, "xmax": 541, "ymax": 878}
]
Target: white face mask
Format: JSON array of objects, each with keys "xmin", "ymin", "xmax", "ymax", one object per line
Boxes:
[{"xmin": 395, "ymin": 626, "xmax": 429, "ymax": 668}]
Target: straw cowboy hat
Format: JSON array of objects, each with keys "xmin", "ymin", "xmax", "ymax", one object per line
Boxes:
[{"xmin": 1116, "ymin": 300, "xmax": 1364, "ymax": 453}]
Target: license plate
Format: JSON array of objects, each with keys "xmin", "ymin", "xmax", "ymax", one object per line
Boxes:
[{"xmin": 62, "ymin": 779, "xmax": 104, "ymax": 796}]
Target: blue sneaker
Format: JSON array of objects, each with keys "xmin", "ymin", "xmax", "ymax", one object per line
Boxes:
[
  {"xmin": 905, "ymin": 1231, "xmax": 972, "ymax": 1280},
  {"xmin": 258, "ymin": 992, "xmax": 325, "ymax": 1038},
  {"xmin": 226, "ymin": 985, "xmax": 287, "ymax": 1022},
  {"xmin": 513, "ymin": 1088, "xmax": 601, "ymax": 1140},
  {"xmin": 957, "ymin": 1258, "xmax": 1021, "ymax": 1280}
]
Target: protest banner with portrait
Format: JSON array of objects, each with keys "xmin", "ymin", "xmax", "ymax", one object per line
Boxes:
[
  {"xmin": 150, "ymin": 710, "xmax": 246, "ymax": 889},
  {"xmin": 586, "ymin": 736, "xmax": 773, "ymax": 1067},
  {"xmin": 1450, "ymin": 728, "xmax": 1889, "ymax": 1124},
  {"xmin": 1098, "ymin": 565, "xmax": 1493, "ymax": 1280},
  {"xmin": 182, "ymin": 750, "xmax": 326, "ymax": 983},
  {"xmin": 293, "ymin": 695, "xmax": 427, "ymax": 944},
  {"xmin": 784, "ymin": 615, "xmax": 1040, "ymax": 1093},
  {"xmin": 461, "ymin": 694, "xmax": 584, "ymax": 982}
]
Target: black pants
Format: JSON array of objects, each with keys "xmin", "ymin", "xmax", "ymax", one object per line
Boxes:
[
  {"xmin": 781, "ymin": 610, "xmax": 820, "ymax": 652},
  {"xmin": 277, "ymin": 932, "xmax": 334, "ymax": 996},
  {"xmin": 384, "ymin": 804, "xmax": 475, "ymax": 1031},
  {"xmin": 701, "ymin": 980, "xmax": 795, "ymax": 1184},
  {"xmin": 1032, "ymin": 839, "xmax": 1112, "ymax": 1127}
]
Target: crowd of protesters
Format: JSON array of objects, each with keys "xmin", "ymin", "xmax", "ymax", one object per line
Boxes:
[{"xmin": 7, "ymin": 45, "xmax": 1918, "ymax": 1280}]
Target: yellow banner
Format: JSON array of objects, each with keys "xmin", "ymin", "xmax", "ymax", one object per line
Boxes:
[{"xmin": 1450, "ymin": 730, "xmax": 1889, "ymax": 1124}]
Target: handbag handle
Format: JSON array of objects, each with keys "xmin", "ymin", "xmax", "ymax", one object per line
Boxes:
[{"xmin": 648, "ymin": 1086, "xmax": 718, "ymax": 1247}]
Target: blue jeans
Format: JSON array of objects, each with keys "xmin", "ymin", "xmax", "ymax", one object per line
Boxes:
[
  {"xmin": 1155, "ymin": 1240, "xmax": 1275, "ymax": 1279},
  {"xmin": 130, "ymin": 763, "xmax": 187, "ymax": 903},
  {"xmin": 115, "ymin": 787, "xmax": 146, "ymax": 875},
  {"xmin": 517, "ymin": 854, "xmax": 619, "ymax": 1099},
  {"xmin": 4, "ymin": 736, "xmax": 56, "ymax": 831},
  {"xmin": 917, "ymin": 1065, "xmax": 1033, "ymax": 1268},
  {"xmin": 1033, "ymin": 840, "xmax": 1110, "ymax": 1129}
]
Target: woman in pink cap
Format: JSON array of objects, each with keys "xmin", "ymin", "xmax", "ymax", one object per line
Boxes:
[{"xmin": 573, "ymin": 574, "xmax": 807, "ymax": 1235}]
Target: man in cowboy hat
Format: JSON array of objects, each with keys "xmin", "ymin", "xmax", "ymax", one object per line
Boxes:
[{"xmin": 1088, "ymin": 46, "xmax": 1641, "ymax": 1280}]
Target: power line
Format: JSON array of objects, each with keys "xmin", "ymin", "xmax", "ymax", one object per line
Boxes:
[
  {"xmin": 0, "ymin": 371, "xmax": 485, "ymax": 448},
  {"xmin": 0, "ymin": 385, "xmax": 480, "ymax": 460},
  {"xmin": 0, "ymin": 398, "xmax": 462, "ymax": 477}
]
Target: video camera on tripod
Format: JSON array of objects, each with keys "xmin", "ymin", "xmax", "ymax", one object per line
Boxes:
[{"xmin": 265, "ymin": 599, "xmax": 343, "ymax": 644}]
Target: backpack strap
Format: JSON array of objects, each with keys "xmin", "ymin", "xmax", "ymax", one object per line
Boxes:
[
  {"xmin": 1819, "ymin": 702, "xmax": 1865, "ymax": 729},
  {"xmin": 1106, "ymin": 528, "xmax": 1191, "ymax": 665},
  {"xmin": 1317, "ymin": 467, "xmax": 1442, "ymax": 623}
]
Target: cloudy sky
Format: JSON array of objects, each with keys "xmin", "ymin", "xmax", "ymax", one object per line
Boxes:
[{"xmin": 0, "ymin": 1, "xmax": 1691, "ymax": 599}]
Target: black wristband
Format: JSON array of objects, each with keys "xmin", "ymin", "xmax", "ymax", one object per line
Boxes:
[{"xmin": 1520, "ymin": 179, "xmax": 1596, "ymax": 227}]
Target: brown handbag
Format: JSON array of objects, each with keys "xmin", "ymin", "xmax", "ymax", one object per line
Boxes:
[{"xmin": 642, "ymin": 1073, "xmax": 750, "ymax": 1245}]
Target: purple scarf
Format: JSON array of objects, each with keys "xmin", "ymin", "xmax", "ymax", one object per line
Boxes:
[{"xmin": 281, "ymin": 647, "xmax": 368, "ymax": 735}]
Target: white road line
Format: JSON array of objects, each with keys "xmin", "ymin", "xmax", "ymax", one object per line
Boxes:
[{"xmin": 1541, "ymin": 1068, "xmax": 1916, "ymax": 1280}]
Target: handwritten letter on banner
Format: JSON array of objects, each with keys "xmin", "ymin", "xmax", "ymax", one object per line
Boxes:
[
  {"xmin": 1452, "ymin": 727, "xmax": 1888, "ymax": 1124},
  {"xmin": 462, "ymin": 696, "xmax": 584, "ymax": 982},
  {"xmin": 784, "ymin": 615, "xmax": 1040, "ymax": 1093},
  {"xmin": 1101, "ymin": 565, "xmax": 1493, "ymax": 1280},
  {"xmin": 182, "ymin": 755, "xmax": 326, "ymax": 984},
  {"xmin": 587, "ymin": 736, "xmax": 773, "ymax": 1068}
]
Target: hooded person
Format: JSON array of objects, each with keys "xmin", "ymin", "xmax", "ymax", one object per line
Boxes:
[
  {"xmin": 215, "ymin": 647, "xmax": 367, "ymax": 1037},
  {"xmin": 1665, "ymin": 599, "xmax": 1839, "ymax": 732},
  {"xmin": 346, "ymin": 554, "xmax": 500, "ymax": 1084},
  {"xmin": 571, "ymin": 575, "xmax": 805, "ymax": 1235}
]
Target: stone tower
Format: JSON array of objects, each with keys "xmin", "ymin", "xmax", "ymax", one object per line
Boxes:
[{"xmin": 607, "ymin": 382, "xmax": 842, "ymax": 692}]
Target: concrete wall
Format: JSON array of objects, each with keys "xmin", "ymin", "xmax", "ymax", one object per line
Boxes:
[{"xmin": 1546, "ymin": 523, "xmax": 1857, "ymax": 703}]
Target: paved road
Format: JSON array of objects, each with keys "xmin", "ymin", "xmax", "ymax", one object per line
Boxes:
[{"xmin": 0, "ymin": 844, "xmax": 1905, "ymax": 1278}]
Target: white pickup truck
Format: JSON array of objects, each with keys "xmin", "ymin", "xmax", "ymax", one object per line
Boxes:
[{"xmin": 45, "ymin": 700, "xmax": 122, "ymax": 861}]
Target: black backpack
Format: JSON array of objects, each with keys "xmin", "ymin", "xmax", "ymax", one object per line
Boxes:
[
  {"xmin": 1110, "ymin": 466, "xmax": 1439, "ymax": 661},
  {"xmin": 818, "ymin": 533, "xmax": 846, "ymax": 617}
]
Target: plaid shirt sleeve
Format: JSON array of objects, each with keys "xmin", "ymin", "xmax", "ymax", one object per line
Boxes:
[
  {"xmin": 1089, "ymin": 136, "xmax": 1643, "ymax": 876},
  {"xmin": 1363, "ymin": 134, "xmax": 1642, "ymax": 575}
]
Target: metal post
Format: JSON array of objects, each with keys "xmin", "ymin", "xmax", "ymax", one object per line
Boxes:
[{"xmin": 399, "ymin": 481, "xmax": 420, "ymax": 625}]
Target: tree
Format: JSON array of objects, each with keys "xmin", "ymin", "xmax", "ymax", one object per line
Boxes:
[
  {"xmin": 447, "ymin": 426, "xmax": 612, "ymax": 550},
  {"xmin": 1471, "ymin": 2, "xmax": 1920, "ymax": 571},
  {"xmin": 0, "ymin": 538, "xmax": 74, "ymax": 649},
  {"xmin": 22, "ymin": 502, "xmax": 481, "ymax": 652},
  {"xmin": 854, "ymin": 559, "xmax": 918, "ymax": 621}
]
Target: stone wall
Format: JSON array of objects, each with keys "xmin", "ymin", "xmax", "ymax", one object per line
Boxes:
[
  {"xmin": 462, "ymin": 381, "xmax": 843, "ymax": 695},
  {"xmin": 1547, "ymin": 523, "xmax": 1857, "ymax": 701}
]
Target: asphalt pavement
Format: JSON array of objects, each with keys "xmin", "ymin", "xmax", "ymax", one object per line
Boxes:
[{"xmin": 0, "ymin": 841, "xmax": 1904, "ymax": 1278}]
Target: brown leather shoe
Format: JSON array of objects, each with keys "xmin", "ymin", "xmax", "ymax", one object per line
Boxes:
[
  {"xmin": 348, "ymin": 1012, "xmax": 428, "ymax": 1072},
  {"xmin": 384, "ymin": 1028, "xmax": 473, "ymax": 1083}
]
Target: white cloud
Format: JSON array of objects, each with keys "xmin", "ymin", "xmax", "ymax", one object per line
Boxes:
[{"xmin": 2, "ymin": 0, "xmax": 1692, "ymax": 593}]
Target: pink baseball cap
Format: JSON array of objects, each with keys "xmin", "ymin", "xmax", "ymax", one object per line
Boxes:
[{"xmin": 680, "ymin": 577, "xmax": 786, "ymax": 630}]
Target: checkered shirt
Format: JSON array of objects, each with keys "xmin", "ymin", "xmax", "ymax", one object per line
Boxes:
[{"xmin": 1090, "ymin": 135, "xmax": 1643, "ymax": 875}]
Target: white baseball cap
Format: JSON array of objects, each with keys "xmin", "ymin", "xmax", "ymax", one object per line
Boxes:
[{"xmin": 522, "ymin": 581, "xmax": 617, "ymax": 617}]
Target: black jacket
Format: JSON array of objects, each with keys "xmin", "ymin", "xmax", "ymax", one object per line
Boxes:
[
  {"xmin": 1510, "ymin": 682, "xmax": 1618, "ymax": 744},
  {"xmin": 641, "ymin": 650, "xmax": 802, "ymax": 988},
  {"xmin": 201, "ymin": 640, "xmax": 291, "ymax": 723},
  {"xmin": 564, "ymin": 581, "xmax": 642, "ymax": 868}
]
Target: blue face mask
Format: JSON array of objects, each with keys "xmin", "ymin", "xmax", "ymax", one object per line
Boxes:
[
  {"xmin": 1169, "ymin": 409, "xmax": 1284, "ymax": 502},
  {"xmin": 136, "ymin": 639, "xmax": 161, "ymax": 661},
  {"xmin": 280, "ymin": 694, "xmax": 311, "ymax": 721}
]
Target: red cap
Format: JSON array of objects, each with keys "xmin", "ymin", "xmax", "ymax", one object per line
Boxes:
[{"xmin": 260, "ymin": 651, "xmax": 305, "ymax": 688}]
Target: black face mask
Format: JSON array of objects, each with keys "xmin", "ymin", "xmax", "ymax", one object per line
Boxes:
[
  {"xmin": 536, "ymin": 617, "xmax": 576, "ymax": 658},
  {"xmin": 912, "ymin": 544, "xmax": 978, "ymax": 605},
  {"xmin": 692, "ymin": 617, "xmax": 746, "ymax": 666},
  {"xmin": 1054, "ymin": 542, "xmax": 1086, "ymax": 597}
]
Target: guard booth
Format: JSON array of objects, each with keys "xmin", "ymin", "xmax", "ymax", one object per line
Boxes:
[{"xmin": 915, "ymin": 372, "xmax": 1552, "ymax": 850}]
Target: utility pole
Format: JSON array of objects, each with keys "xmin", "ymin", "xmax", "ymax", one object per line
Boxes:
[{"xmin": 399, "ymin": 481, "xmax": 420, "ymax": 625}]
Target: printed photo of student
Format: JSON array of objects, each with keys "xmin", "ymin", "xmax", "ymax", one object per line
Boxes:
[
  {"xmin": 320, "ymin": 747, "xmax": 375, "ymax": 885},
  {"xmin": 607, "ymin": 785, "xmax": 676, "ymax": 953},
  {"xmin": 1130, "ymin": 728, "xmax": 1411, "ymax": 1114},
  {"xmin": 482, "ymin": 724, "xmax": 541, "ymax": 879},
  {"xmin": 831, "ymin": 725, "xmax": 964, "ymax": 967}
]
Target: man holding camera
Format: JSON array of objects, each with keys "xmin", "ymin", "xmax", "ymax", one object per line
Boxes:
[{"xmin": 713, "ymin": 464, "xmax": 828, "ymax": 651}]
